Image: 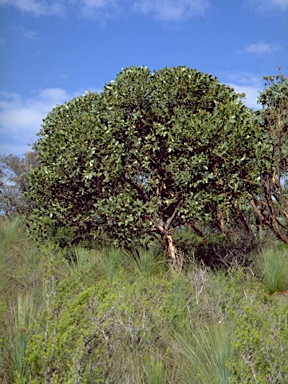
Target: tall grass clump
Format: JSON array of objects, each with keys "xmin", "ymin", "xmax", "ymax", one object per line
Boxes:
[
  {"xmin": 2, "ymin": 216, "xmax": 288, "ymax": 382},
  {"xmin": 254, "ymin": 247, "xmax": 288, "ymax": 294},
  {"xmin": 55, "ymin": 246, "xmax": 101, "ymax": 285},
  {"xmin": 0, "ymin": 217, "xmax": 26, "ymax": 250},
  {"xmin": 142, "ymin": 354, "xmax": 167, "ymax": 384},
  {"xmin": 97, "ymin": 246, "xmax": 127, "ymax": 281},
  {"xmin": 4, "ymin": 294, "xmax": 39, "ymax": 382},
  {"xmin": 0, "ymin": 217, "xmax": 44, "ymax": 383},
  {"xmin": 0, "ymin": 217, "xmax": 28, "ymax": 298},
  {"xmin": 170, "ymin": 323, "xmax": 235, "ymax": 384},
  {"xmin": 126, "ymin": 247, "xmax": 166, "ymax": 277}
]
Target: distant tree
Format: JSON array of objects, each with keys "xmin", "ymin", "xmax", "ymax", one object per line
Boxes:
[
  {"xmin": 0, "ymin": 148, "xmax": 39, "ymax": 217},
  {"xmin": 251, "ymin": 71, "xmax": 288, "ymax": 243},
  {"xmin": 28, "ymin": 66, "xmax": 270, "ymax": 267}
]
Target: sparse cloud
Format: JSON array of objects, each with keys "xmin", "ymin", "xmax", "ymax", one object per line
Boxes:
[
  {"xmin": 133, "ymin": 0, "xmax": 210, "ymax": 21},
  {"xmin": 75, "ymin": 0, "xmax": 121, "ymax": 20},
  {"xmin": 241, "ymin": 41, "xmax": 282, "ymax": 56},
  {"xmin": 249, "ymin": 0, "xmax": 288, "ymax": 11},
  {"xmin": 0, "ymin": 0, "xmax": 65, "ymax": 16},
  {"xmin": 219, "ymin": 71, "xmax": 263, "ymax": 109},
  {"xmin": 0, "ymin": 88, "xmax": 84, "ymax": 155},
  {"xmin": 14, "ymin": 26, "xmax": 39, "ymax": 41},
  {"xmin": 0, "ymin": 0, "xmax": 210, "ymax": 21}
]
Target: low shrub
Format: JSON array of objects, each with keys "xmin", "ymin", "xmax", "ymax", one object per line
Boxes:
[
  {"xmin": 23, "ymin": 271, "xmax": 193, "ymax": 383},
  {"xmin": 229, "ymin": 294, "xmax": 288, "ymax": 383}
]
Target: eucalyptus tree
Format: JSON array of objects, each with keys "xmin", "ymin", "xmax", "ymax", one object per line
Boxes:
[
  {"xmin": 251, "ymin": 72, "xmax": 288, "ymax": 243},
  {"xmin": 28, "ymin": 66, "xmax": 269, "ymax": 266},
  {"xmin": 0, "ymin": 149, "xmax": 38, "ymax": 217}
]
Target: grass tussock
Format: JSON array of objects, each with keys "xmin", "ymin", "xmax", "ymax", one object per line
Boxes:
[
  {"xmin": 170, "ymin": 323, "xmax": 235, "ymax": 384},
  {"xmin": 254, "ymin": 247, "xmax": 288, "ymax": 294}
]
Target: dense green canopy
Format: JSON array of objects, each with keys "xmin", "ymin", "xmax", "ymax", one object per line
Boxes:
[{"xmin": 28, "ymin": 66, "xmax": 270, "ymax": 263}]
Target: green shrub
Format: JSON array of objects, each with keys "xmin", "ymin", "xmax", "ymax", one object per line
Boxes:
[
  {"xmin": 23, "ymin": 272, "xmax": 193, "ymax": 383},
  {"xmin": 229, "ymin": 294, "xmax": 288, "ymax": 383}
]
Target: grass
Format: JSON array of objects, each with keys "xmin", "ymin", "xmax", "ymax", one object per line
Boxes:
[
  {"xmin": 254, "ymin": 247, "xmax": 288, "ymax": 294},
  {"xmin": 126, "ymin": 247, "xmax": 165, "ymax": 277},
  {"xmin": 1, "ymin": 217, "xmax": 288, "ymax": 383},
  {"xmin": 6, "ymin": 293, "xmax": 39, "ymax": 380},
  {"xmin": 168, "ymin": 322, "xmax": 235, "ymax": 384},
  {"xmin": 142, "ymin": 354, "xmax": 166, "ymax": 384},
  {"xmin": 0, "ymin": 218, "xmax": 44, "ymax": 382}
]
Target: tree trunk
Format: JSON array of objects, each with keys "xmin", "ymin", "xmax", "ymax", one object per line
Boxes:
[
  {"xmin": 153, "ymin": 216, "xmax": 183, "ymax": 270},
  {"xmin": 165, "ymin": 233, "xmax": 183, "ymax": 271}
]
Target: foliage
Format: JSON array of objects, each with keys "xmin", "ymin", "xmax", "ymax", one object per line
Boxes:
[
  {"xmin": 175, "ymin": 224, "xmax": 254, "ymax": 269},
  {"xmin": 23, "ymin": 266, "xmax": 192, "ymax": 383},
  {"xmin": 251, "ymin": 71, "xmax": 288, "ymax": 244},
  {"xmin": 28, "ymin": 66, "xmax": 270, "ymax": 265},
  {"xmin": 229, "ymin": 295, "xmax": 288, "ymax": 383}
]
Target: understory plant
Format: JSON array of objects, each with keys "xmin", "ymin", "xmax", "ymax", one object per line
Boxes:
[
  {"xmin": 254, "ymin": 247, "xmax": 288, "ymax": 294},
  {"xmin": 2, "ymin": 218, "xmax": 288, "ymax": 383}
]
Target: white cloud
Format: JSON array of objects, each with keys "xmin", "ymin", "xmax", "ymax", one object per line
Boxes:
[
  {"xmin": 228, "ymin": 84, "xmax": 260, "ymax": 109},
  {"xmin": 3, "ymin": 0, "xmax": 64, "ymax": 16},
  {"xmin": 13, "ymin": 26, "xmax": 39, "ymax": 41},
  {"xmin": 76, "ymin": 0, "xmax": 120, "ymax": 19},
  {"xmin": 0, "ymin": 0, "xmax": 65, "ymax": 16},
  {"xmin": 134, "ymin": 0, "xmax": 209, "ymax": 21},
  {"xmin": 219, "ymin": 71, "xmax": 263, "ymax": 109},
  {"xmin": 242, "ymin": 41, "xmax": 282, "ymax": 55},
  {"xmin": 249, "ymin": 0, "xmax": 288, "ymax": 11},
  {"xmin": 0, "ymin": 88, "xmax": 80, "ymax": 155},
  {"xmin": 0, "ymin": 0, "xmax": 210, "ymax": 21}
]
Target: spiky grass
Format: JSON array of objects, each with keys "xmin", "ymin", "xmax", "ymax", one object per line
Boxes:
[
  {"xmin": 0, "ymin": 217, "xmax": 28, "ymax": 298},
  {"xmin": 56, "ymin": 246, "xmax": 100, "ymax": 284},
  {"xmin": 0, "ymin": 217, "xmax": 26, "ymax": 250},
  {"xmin": 125, "ymin": 247, "xmax": 165, "ymax": 277},
  {"xmin": 0, "ymin": 218, "xmax": 44, "ymax": 382},
  {"xmin": 254, "ymin": 248, "xmax": 288, "ymax": 294},
  {"xmin": 3, "ymin": 293, "xmax": 39, "ymax": 381},
  {"xmin": 170, "ymin": 323, "xmax": 234, "ymax": 384},
  {"xmin": 97, "ymin": 247, "xmax": 126, "ymax": 281}
]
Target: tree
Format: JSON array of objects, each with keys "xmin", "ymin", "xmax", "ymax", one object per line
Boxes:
[
  {"xmin": 0, "ymin": 148, "xmax": 38, "ymax": 217},
  {"xmin": 251, "ymin": 71, "xmax": 288, "ymax": 243},
  {"xmin": 28, "ymin": 66, "xmax": 269, "ymax": 266}
]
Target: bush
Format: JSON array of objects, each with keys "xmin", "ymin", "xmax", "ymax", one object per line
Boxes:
[
  {"xmin": 229, "ymin": 294, "xmax": 288, "ymax": 383},
  {"xmin": 23, "ymin": 270, "xmax": 192, "ymax": 383}
]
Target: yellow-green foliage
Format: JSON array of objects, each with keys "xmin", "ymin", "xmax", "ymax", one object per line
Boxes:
[
  {"xmin": 23, "ymin": 271, "xmax": 192, "ymax": 383},
  {"xmin": 229, "ymin": 294, "xmax": 288, "ymax": 383}
]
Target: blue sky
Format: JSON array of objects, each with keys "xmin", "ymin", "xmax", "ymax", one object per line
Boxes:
[{"xmin": 0, "ymin": 0, "xmax": 287, "ymax": 156}]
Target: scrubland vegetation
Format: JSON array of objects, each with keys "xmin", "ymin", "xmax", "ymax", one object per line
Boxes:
[
  {"xmin": 1, "ymin": 217, "xmax": 288, "ymax": 383},
  {"xmin": 1, "ymin": 68, "xmax": 288, "ymax": 382}
]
